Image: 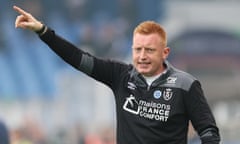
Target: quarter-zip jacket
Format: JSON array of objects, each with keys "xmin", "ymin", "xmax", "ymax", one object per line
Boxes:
[{"xmin": 39, "ymin": 27, "xmax": 220, "ymax": 144}]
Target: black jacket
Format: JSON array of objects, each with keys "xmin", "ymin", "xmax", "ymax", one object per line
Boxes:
[{"xmin": 39, "ymin": 27, "xmax": 220, "ymax": 144}]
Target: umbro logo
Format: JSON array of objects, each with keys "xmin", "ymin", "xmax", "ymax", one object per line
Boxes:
[{"xmin": 127, "ymin": 82, "xmax": 137, "ymax": 90}]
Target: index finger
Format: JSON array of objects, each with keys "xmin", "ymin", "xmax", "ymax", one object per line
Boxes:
[{"xmin": 13, "ymin": 5, "xmax": 29, "ymax": 16}]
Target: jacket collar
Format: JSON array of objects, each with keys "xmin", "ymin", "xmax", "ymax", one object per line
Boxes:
[{"xmin": 128, "ymin": 61, "xmax": 174, "ymax": 88}]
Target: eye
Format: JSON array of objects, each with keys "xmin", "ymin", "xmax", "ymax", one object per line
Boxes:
[
  {"xmin": 145, "ymin": 48, "xmax": 155, "ymax": 53},
  {"xmin": 133, "ymin": 47, "xmax": 142, "ymax": 53}
]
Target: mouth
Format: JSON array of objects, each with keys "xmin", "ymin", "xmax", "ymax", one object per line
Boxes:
[{"xmin": 138, "ymin": 62, "xmax": 151, "ymax": 68}]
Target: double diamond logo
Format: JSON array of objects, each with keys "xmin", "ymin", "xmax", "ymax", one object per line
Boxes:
[{"xmin": 123, "ymin": 94, "xmax": 140, "ymax": 115}]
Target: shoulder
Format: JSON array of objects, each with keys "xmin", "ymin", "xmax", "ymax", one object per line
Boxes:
[
  {"xmin": 169, "ymin": 67, "xmax": 198, "ymax": 91},
  {"xmin": 94, "ymin": 58, "xmax": 133, "ymax": 78}
]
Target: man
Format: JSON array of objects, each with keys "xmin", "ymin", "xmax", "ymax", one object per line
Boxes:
[{"xmin": 13, "ymin": 5, "xmax": 220, "ymax": 144}]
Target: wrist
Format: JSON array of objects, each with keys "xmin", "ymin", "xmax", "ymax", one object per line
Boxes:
[{"xmin": 35, "ymin": 24, "xmax": 47, "ymax": 35}]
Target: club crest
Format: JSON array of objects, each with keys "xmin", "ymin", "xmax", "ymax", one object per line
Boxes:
[
  {"xmin": 163, "ymin": 88, "xmax": 173, "ymax": 101},
  {"xmin": 153, "ymin": 90, "xmax": 162, "ymax": 99}
]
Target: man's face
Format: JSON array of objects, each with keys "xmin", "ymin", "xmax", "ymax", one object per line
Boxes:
[{"xmin": 132, "ymin": 33, "xmax": 170, "ymax": 77}]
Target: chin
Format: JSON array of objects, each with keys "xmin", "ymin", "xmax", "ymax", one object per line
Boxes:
[{"xmin": 138, "ymin": 70, "xmax": 150, "ymax": 75}]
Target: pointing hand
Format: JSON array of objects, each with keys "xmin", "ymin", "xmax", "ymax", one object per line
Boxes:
[{"xmin": 13, "ymin": 5, "xmax": 43, "ymax": 32}]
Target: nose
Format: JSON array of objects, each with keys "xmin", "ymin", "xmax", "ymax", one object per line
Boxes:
[{"xmin": 139, "ymin": 49, "xmax": 147, "ymax": 60}]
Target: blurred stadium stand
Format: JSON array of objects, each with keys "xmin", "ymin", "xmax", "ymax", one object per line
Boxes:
[
  {"xmin": 169, "ymin": 29, "xmax": 240, "ymax": 101},
  {"xmin": 0, "ymin": 0, "xmax": 240, "ymax": 143}
]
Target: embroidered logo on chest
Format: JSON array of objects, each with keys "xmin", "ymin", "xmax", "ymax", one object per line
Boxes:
[
  {"xmin": 163, "ymin": 88, "xmax": 173, "ymax": 101},
  {"xmin": 153, "ymin": 90, "xmax": 162, "ymax": 99}
]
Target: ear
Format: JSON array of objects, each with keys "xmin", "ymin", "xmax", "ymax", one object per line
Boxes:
[{"xmin": 163, "ymin": 47, "xmax": 170, "ymax": 59}]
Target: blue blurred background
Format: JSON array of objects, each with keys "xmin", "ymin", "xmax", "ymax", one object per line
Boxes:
[{"xmin": 0, "ymin": 0, "xmax": 240, "ymax": 143}]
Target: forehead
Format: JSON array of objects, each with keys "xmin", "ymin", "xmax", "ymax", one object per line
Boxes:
[{"xmin": 133, "ymin": 33, "xmax": 161, "ymax": 46}]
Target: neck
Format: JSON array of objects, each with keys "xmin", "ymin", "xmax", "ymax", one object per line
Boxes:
[{"xmin": 143, "ymin": 69, "xmax": 167, "ymax": 86}]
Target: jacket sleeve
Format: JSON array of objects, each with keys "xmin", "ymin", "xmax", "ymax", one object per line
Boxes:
[
  {"xmin": 185, "ymin": 81, "xmax": 220, "ymax": 144},
  {"xmin": 38, "ymin": 27, "xmax": 94, "ymax": 75},
  {"xmin": 38, "ymin": 26, "xmax": 128, "ymax": 88}
]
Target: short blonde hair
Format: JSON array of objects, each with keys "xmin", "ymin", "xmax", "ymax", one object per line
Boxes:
[{"xmin": 133, "ymin": 21, "xmax": 167, "ymax": 46}]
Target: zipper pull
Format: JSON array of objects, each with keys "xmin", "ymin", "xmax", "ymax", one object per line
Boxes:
[{"xmin": 147, "ymin": 85, "xmax": 151, "ymax": 91}]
